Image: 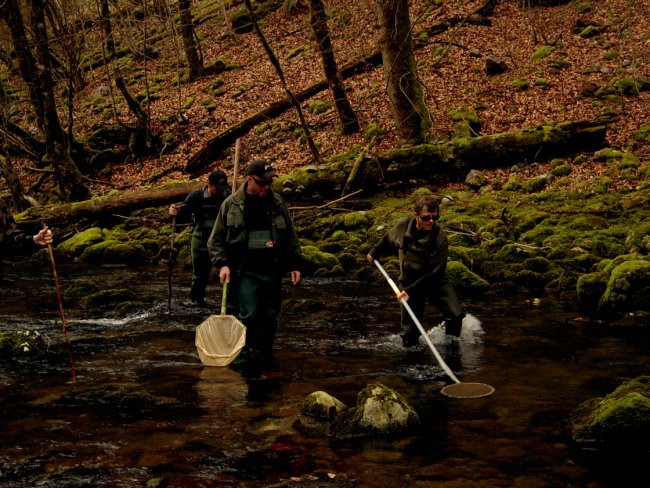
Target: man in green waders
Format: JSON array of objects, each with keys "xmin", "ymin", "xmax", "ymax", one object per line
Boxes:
[
  {"xmin": 169, "ymin": 170, "xmax": 230, "ymax": 306},
  {"xmin": 208, "ymin": 160, "xmax": 302, "ymax": 358},
  {"xmin": 367, "ymin": 195, "xmax": 465, "ymax": 347}
]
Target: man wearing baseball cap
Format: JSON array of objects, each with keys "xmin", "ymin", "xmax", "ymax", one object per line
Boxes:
[
  {"xmin": 170, "ymin": 170, "xmax": 231, "ymax": 306},
  {"xmin": 208, "ymin": 159, "xmax": 302, "ymax": 359}
]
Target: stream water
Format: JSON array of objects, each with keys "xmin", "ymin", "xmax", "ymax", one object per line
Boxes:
[{"xmin": 1, "ymin": 262, "xmax": 648, "ymax": 487}]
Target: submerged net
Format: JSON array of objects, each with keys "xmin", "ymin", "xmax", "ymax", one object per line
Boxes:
[
  {"xmin": 196, "ymin": 315, "xmax": 246, "ymax": 366},
  {"xmin": 441, "ymin": 382, "xmax": 495, "ymax": 398}
]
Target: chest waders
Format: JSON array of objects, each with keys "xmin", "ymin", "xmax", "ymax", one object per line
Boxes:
[
  {"xmin": 399, "ymin": 232, "xmax": 464, "ymax": 341},
  {"xmin": 189, "ymin": 216, "xmax": 216, "ymax": 303}
]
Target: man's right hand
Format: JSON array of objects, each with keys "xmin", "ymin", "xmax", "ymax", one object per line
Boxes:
[
  {"xmin": 168, "ymin": 204, "xmax": 179, "ymax": 216},
  {"xmin": 219, "ymin": 266, "xmax": 231, "ymax": 284},
  {"xmin": 366, "ymin": 253, "xmax": 374, "ymax": 263}
]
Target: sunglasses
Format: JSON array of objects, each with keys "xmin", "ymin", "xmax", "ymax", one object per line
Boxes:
[
  {"xmin": 252, "ymin": 177, "xmax": 273, "ymax": 187},
  {"xmin": 418, "ymin": 214, "xmax": 438, "ymax": 222}
]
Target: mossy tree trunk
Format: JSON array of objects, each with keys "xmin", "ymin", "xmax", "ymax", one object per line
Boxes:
[
  {"xmin": 377, "ymin": 0, "xmax": 430, "ymax": 144},
  {"xmin": 308, "ymin": 0, "xmax": 359, "ymax": 135},
  {"xmin": 278, "ymin": 117, "xmax": 613, "ymax": 199}
]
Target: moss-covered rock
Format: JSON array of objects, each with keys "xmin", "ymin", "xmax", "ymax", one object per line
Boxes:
[
  {"xmin": 576, "ymin": 270, "xmax": 609, "ymax": 311},
  {"xmin": 79, "ymin": 288, "xmax": 136, "ymax": 310},
  {"xmin": 64, "ymin": 279, "xmax": 101, "ymax": 301},
  {"xmin": 330, "ymin": 383, "xmax": 419, "ymax": 439},
  {"xmin": 301, "ymin": 245, "xmax": 342, "ymax": 276},
  {"xmin": 0, "ymin": 330, "xmax": 48, "ymax": 361},
  {"xmin": 57, "ymin": 227, "xmax": 105, "ymax": 258},
  {"xmin": 598, "ymin": 260, "xmax": 650, "ymax": 316},
  {"xmin": 79, "ymin": 240, "xmax": 152, "ymax": 265},
  {"xmin": 446, "ymin": 260, "xmax": 489, "ymax": 294},
  {"xmin": 571, "ymin": 376, "xmax": 650, "ymax": 447},
  {"xmin": 302, "ymin": 391, "xmax": 347, "ymax": 420}
]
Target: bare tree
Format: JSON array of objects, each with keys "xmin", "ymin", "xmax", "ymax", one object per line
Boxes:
[
  {"xmin": 377, "ymin": 0, "xmax": 430, "ymax": 144},
  {"xmin": 99, "ymin": 0, "xmax": 148, "ymax": 130},
  {"xmin": 178, "ymin": 0, "xmax": 204, "ymax": 80},
  {"xmin": 0, "ymin": 0, "xmax": 90, "ymax": 201},
  {"xmin": 244, "ymin": 0, "xmax": 324, "ymax": 167},
  {"xmin": 308, "ymin": 0, "xmax": 359, "ymax": 134}
]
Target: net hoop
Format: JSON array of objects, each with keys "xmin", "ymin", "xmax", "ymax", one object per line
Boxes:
[{"xmin": 441, "ymin": 382, "xmax": 495, "ymax": 398}]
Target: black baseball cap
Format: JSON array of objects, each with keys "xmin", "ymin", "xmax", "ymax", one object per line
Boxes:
[
  {"xmin": 246, "ymin": 160, "xmax": 277, "ymax": 179},
  {"xmin": 208, "ymin": 170, "xmax": 229, "ymax": 190}
]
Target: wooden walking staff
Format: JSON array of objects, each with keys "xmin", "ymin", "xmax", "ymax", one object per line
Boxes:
[
  {"xmin": 168, "ymin": 214, "xmax": 176, "ymax": 314},
  {"xmin": 43, "ymin": 223, "xmax": 77, "ymax": 383}
]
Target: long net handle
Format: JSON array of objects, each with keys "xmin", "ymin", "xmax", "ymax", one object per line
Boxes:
[
  {"xmin": 374, "ymin": 260, "xmax": 460, "ymax": 384},
  {"xmin": 221, "ymin": 281, "xmax": 228, "ymax": 315}
]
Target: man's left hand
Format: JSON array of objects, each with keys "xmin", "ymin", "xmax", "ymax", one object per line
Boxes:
[{"xmin": 33, "ymin": 226, "xmax": 52, "ymax": 247}]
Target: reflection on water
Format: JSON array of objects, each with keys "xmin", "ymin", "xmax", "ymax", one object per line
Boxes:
[{"xmin": 1, "ymin": 265, "xmax": 648, "ymax": 487}]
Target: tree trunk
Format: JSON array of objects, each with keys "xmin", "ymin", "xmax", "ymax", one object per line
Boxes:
[
  {"xmin": 278, "ymin": 117, "xmax": 614, "ymax": 199},
  {"xmin": 0, "ymin": 154, "xmax": 32, "ymax": 211},
  {"xmin": 29, "ymin": 0, "xmax": 90, "ymax": 201},
  {"xmin": 178, "ymin": 0, "xmax": 203, "ymax": 80},
  {"xmin": 377, "ymin": 0, "xmax": 430, "ymax": 144},
  {"xmin": 308, "ymin": 0, "xmax": 359, "ymax": 134},
  {"xmin": 244, "ymin": 0, "xmax": 324, "ymax": 167}
]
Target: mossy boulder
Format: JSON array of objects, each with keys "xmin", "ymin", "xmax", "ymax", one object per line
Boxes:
[
  {"xmin": 79, "ymin": 288, "xmax": 136, "ymax": 310},
  {"xmin": 571, "ymin": 376, "xmax": 650, "ymax": 447},
  {"xmin": 576, "ymin": 270, "xmax": 609, "ymax": 311},
  {"xmin": 330, "ymin": 383, "xmax": 419, "ymax": 439},
  {"xmin": 64, "ymin": 279, "xmax": 101, "ymax": 301},
  {"xmin": 301, "ymin": 245, "xmax": 342, "ymax": 276},
  {"xmin": 0, "ymin": 330, "xmax": 48, "ymax": 361},
  {"xmin": 302, "ymin": 391, "xmax": 347, "ymax": 420},
  {"xmin": 57, "ymin": 227, "xmax": 105, "ymax": 258},
  {"xmin": 79, "ymin": 240, "xmax": 152, "ymax": 265},
  {"xmin": 446, "ymin": 260, "xmax": 489, "ymax": 294},
  {"xmin": 598, "ymin": 260, "xmax": 650, "ymax": 316}
]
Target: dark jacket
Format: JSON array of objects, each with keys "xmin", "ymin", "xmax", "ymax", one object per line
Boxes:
[
  {"xmin": 370, "ymin": 216, "xmax": 448, "ymax": 293},
  {"xmin": 177, "ymin": 186, "xmax": 230, "ymax": 228},
  {"xmin": 0, "ymin": 207, "xmax": 37, "ymax": 257},
  {"xmin": 207, "ymin": 183, "xmax": 302, "ymax": 273}
]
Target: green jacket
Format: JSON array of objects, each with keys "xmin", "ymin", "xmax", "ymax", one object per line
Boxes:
[
  {"xmin": 370, "ymin": 216, "xmax": 448, "ymax": 293},
  {"xmin": 207, "ymin": 183, "xmax": 302, "ymax": 273}
]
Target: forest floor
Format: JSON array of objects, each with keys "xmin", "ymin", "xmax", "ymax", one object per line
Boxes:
[{"xmin": 6, "ymin": 0, "xmax": 649, "ymax": 200}]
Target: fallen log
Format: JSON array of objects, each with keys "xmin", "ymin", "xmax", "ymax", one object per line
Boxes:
[
  {"xmin": 17, "ymin": 180, "xmax": 204, "ymax": 230},
  {"xmin": 277, "ymin": 116, "xmax": 615, "ymax": 200}
]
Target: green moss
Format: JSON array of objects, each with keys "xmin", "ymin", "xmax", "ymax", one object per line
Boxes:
[
  {"xmin": 57, "ymin": 227, "xmax": 105, "ymax": 257},
  {"xmin": 550, "ymin": 163, "xmax": 572, "ymax": 177},
  {"xmin": 599, "ymin": 260, "xmax": 650, "ymax": 315},
  {"xmin": 64, "ymin": 279, "xmax": 100, "ymax": 301},
  {"xmin": 577, "ymin": 270, "xmax": 609, "ymax": 310},
  {"xmin": 548, "ymin": 59, "xmax": 571, "ymax": 70},
  {"xmin": 531, "ymin": 45, "xmax": 555, "ymax": 61},
  {"xmin": 79, "ymin": 240, "xmax": 152, "ymax": 266},
  {"xmin": 79, "ymin": 288, "xmax": 135, "ymax": 309},
  {"xmin": 510, "ymin": 78, "xmax": 529, "ymax": 91},
  {"xmin": 364, "ymin": 122, "xmax": 384, "ymax": 141},
  {"xmin": 301, "ymin": 245, "xmax": 341, "ymax": 276},
  {"xmin": 579, "ymin": 25, "xmax": 600, "ymax": 38},
  {"xmin": 307, "ymin": 100, "xmax": 331, "ymax": 115},
  {"xmin": 446, "ymin": 261, "xmax": 489, "ymax": 293}
]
